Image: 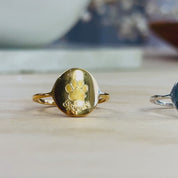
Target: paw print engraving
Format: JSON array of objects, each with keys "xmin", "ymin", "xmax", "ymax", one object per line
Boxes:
[
  {"xmin": 63, "ymin": 79, "xmax": 90, "ymax": 115},
  {"xmin": 65, "ymin": 79, "xmax": 88, "ymax": 102}
]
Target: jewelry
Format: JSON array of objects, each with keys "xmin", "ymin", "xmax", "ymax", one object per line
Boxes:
[
  {"xmin": 33, "ymin": 68, "xmax": 109, "ymax": 117},
  {"xmin": 150, "ymin": 83, "xmax": 178, "ymax": 109}
]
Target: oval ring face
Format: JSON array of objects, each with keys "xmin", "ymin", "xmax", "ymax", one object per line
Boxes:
[{"xmin": 52, "ymin": 68, "xmax": 99, "ymax": 116}]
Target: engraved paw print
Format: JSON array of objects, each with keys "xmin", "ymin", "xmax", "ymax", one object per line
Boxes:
[{"xmin": 65, "ymin": 79, "xmax": 88, "ymax": 101}]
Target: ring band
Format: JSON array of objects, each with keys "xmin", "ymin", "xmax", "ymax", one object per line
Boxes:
[
  {"xmin": 150, "ymin": 83, "xmax": 178, "ymax": 110},
  {"xmin": 33, "ymin": 93, "xmax": 56, "ymax": 105},
  {"xmin": 150, "ymin": 94, "xmax": 174, "ymax": 108},
  {"xmin": 33, "ymin": 92, "xmax": 109, "ymax": 106},
  {"xmin": 33, "ymin": 68, "xmax": 110, "ymax": 117}
]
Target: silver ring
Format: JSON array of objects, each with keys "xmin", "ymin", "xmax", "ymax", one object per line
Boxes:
[{"xmin": 150, "ymin": 83, "xmax": 178, "ymax": 110}]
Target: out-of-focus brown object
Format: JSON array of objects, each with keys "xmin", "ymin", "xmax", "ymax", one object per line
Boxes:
[{"xmin": 150, "ymin": 21, "xmax": 178, "ymax": 48}]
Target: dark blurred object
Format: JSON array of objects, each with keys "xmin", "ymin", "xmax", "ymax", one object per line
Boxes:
[
  {"xmin": 150, "ymin": 22, "xmax": 178, "ymax": 48},
  {"xmin": 65, "ymin": 0, "xmax": 148, "ymax": 46},
  {"xmin": 147, "ymin": 0, "xmax": 178, "ymax": 48}
]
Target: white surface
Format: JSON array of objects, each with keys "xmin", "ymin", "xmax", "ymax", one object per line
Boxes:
[
  {"xmin": 0, "ymin": 0, "xmax": 89, "ymax": 47},
  {"xmin": 0, "ymin": 48, "xmax": 143, "ymax": 73}
]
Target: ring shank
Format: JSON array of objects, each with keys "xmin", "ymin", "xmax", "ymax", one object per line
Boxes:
[
  {"xmin": 98, "ymin": 92, "xmax": 110, "ymax": 103},
  {"xmin": 33, "ymin": 92, "xmax": 109, "ymax": 105},
  {"xmin": 33, "ymin": 93, "xmax": 56, "ymax": 106},
  {"xmin": 150, "ymin": 94, "xmax": 174, "ymax": 108}
]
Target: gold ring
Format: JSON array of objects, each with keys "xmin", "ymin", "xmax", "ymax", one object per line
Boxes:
[{"xmin": 33, "ymin": 68, "xmax": 109, "ymax": 117}]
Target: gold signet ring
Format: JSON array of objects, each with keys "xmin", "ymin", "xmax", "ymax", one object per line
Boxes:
[{"xmin": 33, "ymin": 68, "xmax": 109, "ymax": 117}]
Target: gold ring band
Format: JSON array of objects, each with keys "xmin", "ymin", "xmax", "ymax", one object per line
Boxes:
[
  {"xmin": 33, "ymin": 92, "xmax": 109, "ymax": 105},
  {"xmin": 33, "ymin": 68, "xmax": 110, "ymax": 117}
]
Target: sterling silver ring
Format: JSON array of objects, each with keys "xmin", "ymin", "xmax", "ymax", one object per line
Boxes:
[{"xmin": 150, "ymin": 83, "xmax": 178, "ymax": 110}]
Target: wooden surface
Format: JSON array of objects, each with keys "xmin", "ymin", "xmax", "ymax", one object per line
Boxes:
[{"xmin": 0, "ymin": 54, "xmax": 178, "ymax": 177}]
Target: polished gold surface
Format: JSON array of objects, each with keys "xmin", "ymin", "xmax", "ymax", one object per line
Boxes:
[{"xmin": 33, "ymin": 68, "xmax": 109, "ymax": 117}]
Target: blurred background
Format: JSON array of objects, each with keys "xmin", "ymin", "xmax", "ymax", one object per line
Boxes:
[{"xmin": 0, "ymin": 0, "xmax": 177, "ymax": 73}]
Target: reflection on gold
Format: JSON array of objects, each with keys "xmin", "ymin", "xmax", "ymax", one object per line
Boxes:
[{"xmin": 73, "ymin": 70, "xmax": 84, "ymax": 81}]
